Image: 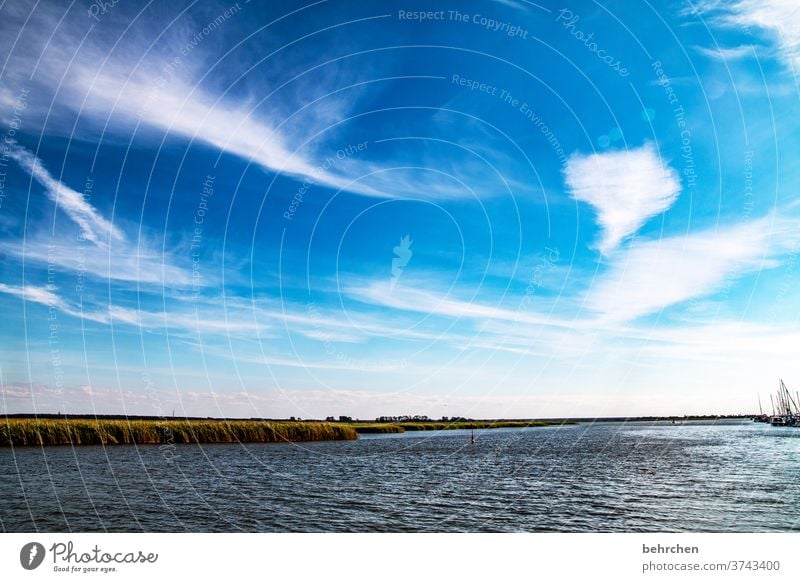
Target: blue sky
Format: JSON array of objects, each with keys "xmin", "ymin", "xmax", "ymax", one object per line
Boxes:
[{"xmin": 1, "ymin": 0, "xmax": 799, "ymax": 419}]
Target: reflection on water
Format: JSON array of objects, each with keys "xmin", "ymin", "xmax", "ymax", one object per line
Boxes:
[{"xmin": 2, "ymin": 420, "xmax": 799, "ymax": 532}]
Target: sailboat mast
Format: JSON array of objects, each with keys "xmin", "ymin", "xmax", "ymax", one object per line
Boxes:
[
  {"xmin": 782, "ymin": 380, "xmax": 791, "ymax": 415},
  {"xmin": 785, "ymin": 384, "xmax": 800, "ymax": 416}
]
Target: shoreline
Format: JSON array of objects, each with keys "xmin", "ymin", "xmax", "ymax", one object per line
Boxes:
[
  {"xmin": 0, "ymin": 417, "xmax": 570, "ymax": 446},
  {"xmin": 351, "ymin": 419, "xmax": 574, "ymax": 433},
  {"xmin": 0, "ymin": 415, "xmax": 750, "ymax": 447}
]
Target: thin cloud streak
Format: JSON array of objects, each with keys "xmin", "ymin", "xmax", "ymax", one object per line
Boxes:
[
  {"xmin": 4, "ymin": 145, "xmax": 195, "ymax": 287},
  {"xmin": 8, "ymin": 144, "xmax": 124, "ymax": 244},
  {"xmin": 693, "ymin": 44, "xmax": 757, "ymax": 61},
  {"xmin": 0, "ymin": 283, "xmax": 109, "ymax": 324}
]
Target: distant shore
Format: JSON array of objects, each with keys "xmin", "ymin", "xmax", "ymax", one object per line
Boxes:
[
  {"xmin": 351, "ymin": 419, "xmax": 574, "ymax": 433},
  {"xmin": 0, "ymin": 414, "xmax": 751, "ymax": 447}
]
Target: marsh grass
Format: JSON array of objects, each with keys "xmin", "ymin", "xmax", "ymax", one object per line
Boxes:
[{"xmin": 0, "ymin": 419, "xmax": 357, "ymax": 446}]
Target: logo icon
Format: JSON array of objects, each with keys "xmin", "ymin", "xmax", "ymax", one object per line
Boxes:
[
  {"xmin": 20, "ymin": 542, "xmax": 46, "ymax": 570},
  {"xmin": 390, "ymin": 234, "xmax": 413, "ymax": 290}
]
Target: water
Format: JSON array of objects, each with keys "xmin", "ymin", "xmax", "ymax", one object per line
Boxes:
[{"xmin": 2, "ymin": 420, "xmax": 799, "ymax": 532}]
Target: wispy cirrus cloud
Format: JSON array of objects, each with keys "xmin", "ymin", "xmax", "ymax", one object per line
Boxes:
[
  {"xmin": 8, "ymin": 144, "xmax": 124, "ymax": 244},
  {"xmin": 0, "ymin": 235, "xmax": 196, "ymax": 287},
  {"xmin": 585, "ymin": 214, "xmax": 800, "ymax": 322},
  {"xmin": 0, "ymin": 2, "xmax": 522, "ymax": 202},
  {"xmin": 0, "ymin": 2, "xmax": 380, "ymax": 195},
  {"xmin": 0, "ymin": 283, "xmax": 109, "ymax": 323},
  {"xmin": 71, "ymin": 69, "xmax": 387, "ymax": 197},
  {"xmin": 0, "ymin": 279, "xmax": 435, "ymax": 347},
  {"xmin": 564, "ymin": 143, "xmax": 681, "ymax": 255},
  {"xmin": 345, "ymin": 278, "xmax": 576, "ymax": 329},
  {"xmin": 3, "ymin": 145, "xmax": 195, "ymax": 287},
  {"xmin": 0, "ymin": 283, "xmax": 265, "ymax": 336}
]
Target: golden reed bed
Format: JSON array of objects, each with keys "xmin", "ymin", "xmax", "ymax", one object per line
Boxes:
[{"xmin": 0, "ymin": 418, "xmax": 358, "ymax": 446}]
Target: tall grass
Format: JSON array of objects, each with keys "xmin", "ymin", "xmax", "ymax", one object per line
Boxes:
[{"xmin": 0, "ymin": 419, "xmax": 357, "ymax": 446}]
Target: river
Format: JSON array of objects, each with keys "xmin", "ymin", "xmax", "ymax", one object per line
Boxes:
[{"xmin": 2, "ymin": 420, "xmax": 798, "ymax": 532}]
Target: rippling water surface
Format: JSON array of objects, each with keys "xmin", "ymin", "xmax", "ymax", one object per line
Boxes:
[{"xmin": 2, "ymin": 420, "xmax": 799, "ymax": 532}]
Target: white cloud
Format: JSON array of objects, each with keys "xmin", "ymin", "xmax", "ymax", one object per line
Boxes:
[
  {"xmin": 0, "ymin": 283, "xmax": 109, "ymax": 323},
  {"xmin": 0, "ymin": 280, "xmax": 433, "ymax": 347},
  {"xmin": 564, "ymin": 144, "xmax": 681, "ymax": 255},
  {"xmin": 107, "ymin": 305, "xmax": 267, "ymax": 336},
  {"xmin": 346, "ymin": 279, "xmax": 575, "ymax": 329},
  {"xmin": 0, "ymin": 235, "xmax": 196, "ymax": 287},
  {"xmin": 194, "ymin": 342, "xmax": 409, "ymax": 373},
  {"xmin": 693, "ymin": 44, "xmax": 756, "ymax": 60},
  {"xmin": 0, "ymin": 283, "xmax": 263, "ymax": 335},
  {"xmin": 585, "ymin": 214, "xmax": 800, "ymax": 322},
  {"xmin": 709, "ymin": 0, "xmax": 800, "ymax": 71},
  {"xmin": 634, "ymin": 321, "xmax": 800, "ymax": 362}
]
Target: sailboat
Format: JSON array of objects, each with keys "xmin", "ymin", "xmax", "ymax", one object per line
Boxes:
[
  {"xmin": 769, "ymin": 379, "xmax": 799, "ymax": 427},
  {"xmin": 753, "ymin": 394, "xmax": 769, "ymax": 423}
]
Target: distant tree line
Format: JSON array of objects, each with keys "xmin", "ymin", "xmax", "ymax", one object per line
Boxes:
[
  {"xmin": 323, "ymin": 415, "xmax": 476, "ymax": 423},
  {"xmin": 375, "ymin": 415, "xmax": 430, "ymax": 422}
]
